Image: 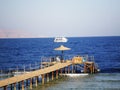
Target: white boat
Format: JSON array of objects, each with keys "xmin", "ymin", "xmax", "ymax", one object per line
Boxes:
[{"xmin": 54, "ymin": 37, "xmax": 68, "ymax": 42}]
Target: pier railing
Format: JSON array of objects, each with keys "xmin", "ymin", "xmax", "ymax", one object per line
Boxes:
[{"xmin": 0, "ymin": 55, "xmax": 96, "ymax": 80}]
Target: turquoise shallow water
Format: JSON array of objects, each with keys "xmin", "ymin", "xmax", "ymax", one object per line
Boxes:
[{"xmin": 33, "ymin": 73, "xmax": 120, "ymax": 90}]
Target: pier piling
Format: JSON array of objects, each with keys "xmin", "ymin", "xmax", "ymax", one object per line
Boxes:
[
  {"xmin": 22, "ymin": 80, "xmax": 24, "ymax": 90},
  {"xmin": 10, "ymin": 84, "xmax": 12, "ymax": 90},
  {"xmin": 65, "ymin": 67, "xmax": 67, "ymax": 74},
  {"xmin": 30, "ymin": 78, "xmax": 32, "ymax": 89},
  {"xmin": 35, "ymin": 76, "xmax": 38, "ymax": 87},
  {"xmin": 3, "ymin": 86, "xmax": 7, "ymax": 90},
  {"xmin": 47, "ymin": 73, "xmax": 49, "ymax": 82},
  {"xmin": 56, "ymin": 70, "xmax": 58, "ymax": 79},
  {"xmin": 60, "ymin": 68, "xmax": 62, "ymax": 74},
  {"xmin": 18, "ymin": 82, "xmax": 21, "ymax": 90},
  {"xmin": 52, "ymin": 71, "xmax": 54, "ymax": 80},
  {"xmin": 68, "ymin": 66, "xmax": 70, "ymax": 73},
  {"xmin": 13, "ymin": 83, "xmax": 16, "ymax": 90},
  {"xmin": 72, "ymin": 64, "xmax": 74, "ymax": 73},
  {"xmin": 26, "ymin": 79, "xmax": 29, "ymax": 87},
  {"xmin": 84, "ymin": 62, "xmax": 96, "ymax": 74},
  {"xmin": 41, "ymin": 74, "xmax": 45, "ymax": 85}
]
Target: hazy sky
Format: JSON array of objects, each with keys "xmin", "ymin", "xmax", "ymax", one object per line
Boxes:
[{"xmin": 0, "ymin": 0, "xmax": 120, "ymax": 38}]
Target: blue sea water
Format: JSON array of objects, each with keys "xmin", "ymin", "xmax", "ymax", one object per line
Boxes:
[
  {"xmin": 0, "ymin": 36, "xmax": 120, "ymax": 73},
  {"xmin": 0, "ymin": 36, "xmax": 120, "ymax": 90}
]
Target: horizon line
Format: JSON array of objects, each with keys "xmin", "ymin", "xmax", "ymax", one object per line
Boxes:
[{"xmin": 0, "ymin": 35, "xmax": 120, "ymax": 39}]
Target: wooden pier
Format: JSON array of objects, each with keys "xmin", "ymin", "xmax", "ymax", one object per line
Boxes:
[
  {"xmin": 0, "ymin": 61, "xmax": 72, "ymax": 90},
  {"xmin": 0, "ymin": 58, "xmax": 98, "ymax": 90}
]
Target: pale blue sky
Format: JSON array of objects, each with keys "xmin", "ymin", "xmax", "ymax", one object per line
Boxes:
[{"xmin": 0, "ymin": 0, "xmax": 120, "ymax": 38}]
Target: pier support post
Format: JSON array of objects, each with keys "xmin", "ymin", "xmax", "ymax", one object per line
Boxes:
[
  {"xmin": 41, "ymin": 74, "xmax": 45, "ymax": 85},
  {"xmin": 65, "ymin": 67, "xmax": 67, "ymax": 74},
  {"xmin": 68, "ymin": 66, "xmax": 70, "ymax": 73},
  {"xmin": 56, "ymin": 70, "xmax": 58, "ymax": 79},
  {"xmin": 52, "ymin": 71, "xmax": 54, "ymax": 80},
  {"xmin": 90, "ymin": 64, "xmax": 92, "ymax": 74},
  {"xmin": 47, "ymin": 73, "xmax": 49, "ymax": 82},
  {"xmin": 90, "ymin": 63, "xmax": 94, "ymax": 74},
  {"xmin": 32, "ymin": 78, "xmax": 34, "ymax": 85},
  {"xmin": 75, "ymin": 65, "xmax": 76, "ymax": 73},
  {"xmin": 26, "ymin": 79, "xmax": 29, "ymax": 87},
  {"xmin": 10, "ymin": 84, "xmax": 12, "ymax": 90},
  {"xmin": 3, "ymin": 86, "xmax": 7, "ymax": 90},
  {"xmin": 60, "ymin": 68, "xmax": 62, "ymax": 74},
  {"xmin": 22, "ymin": 80, "xmax": 24, "ymax": 90},
  {"xmin": 30, "ymin": 78, "xmax": 32, "ymax": 89},
  {"xmin": 74, "ymin": 65, "xmax": 76, "ymax": 73},
  {"xmin": 18, "ymin": 82, "xmax": 21, "ymax": 90},
  {"xmin": 37, "ymin": 76, "xmax": 39, "ymax": 83},
  {"xmin": 13, "ymin": 83, "xmax": 16, "ymax": 90},
  {"xmin": 93, "ymin": 63, "xmax": 95, "ymax": 73},
  {"xmin": 84, "ymin": 63, "xmax": 87, "ymax": 73},
  {"xmin": 76, "ymin": 65, "xmax": 77, "ymax": 73},
  {"xmin": 35, "ymin": 76, "xmax": 38, "ymax": 87},
  {"xmin": 72, "ymin": 64, "xmax": 74, "ymax": 73}
]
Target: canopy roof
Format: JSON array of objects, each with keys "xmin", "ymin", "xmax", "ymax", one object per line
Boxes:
[{"xmin": 54, "ymin": 45, "xmax": 71, "ymax": 51}]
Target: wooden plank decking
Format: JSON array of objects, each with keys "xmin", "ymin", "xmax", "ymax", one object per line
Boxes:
[{"xmin": 0, "ymin": 62, "xmax": 72, "ymax": 87}]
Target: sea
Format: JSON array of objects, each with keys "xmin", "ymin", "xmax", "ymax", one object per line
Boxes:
[{"xmin": 0, "ymin": 36, "xmax": 120, "ymax": 90}]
